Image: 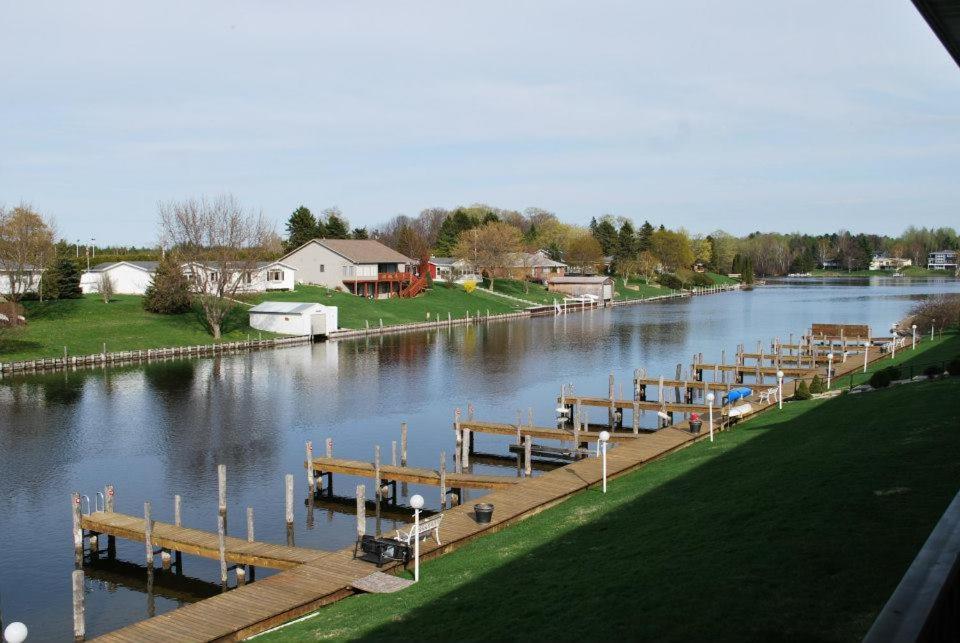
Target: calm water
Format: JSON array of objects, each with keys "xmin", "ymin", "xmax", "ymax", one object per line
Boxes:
[{"xmin": 1, "ymin": 278, "xmax": 958, "ymax": 639}]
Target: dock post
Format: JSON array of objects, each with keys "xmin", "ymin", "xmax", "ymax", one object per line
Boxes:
[
  {"xmin": 391, "ymin": 440, "xmax": 397, "ymax": 467},
  {"xmin": 217, "ymin": 464, "xmax": 227, "ymax": 533},
  {"xmin": 439, "ymin": 451, "xmax": 447, "ymax": 509},
  {"xmin": 356, "ymin": 485, "xmax": 366, "ymax": 538},
  {"xmin": 247, "ymin": 506, "xmax": 255, "ymax": 581},
  {"xmin": 173, "ymin": 494, "xmax": 182, "ymax": 571},
  {"xmin": 71, "ymin": 492, "xmax": 83, "ymax": 565},
  {"xmin": 468, "ymin": 403, "xmax": 475, "ymax": 421},
  {"xmin": 523, "ymin": 436, "xmax": 532, "ymax": 476},
  {"xmin": 632, "ymin": 400, "xmax": 640, "ymax": 434},
  {"xmin": 658, "ymin": 376, "xmax": 665, "ymax": 404},
  {"xmin": 144, "ymin": 501, "xmax": 154, "ymax": 568},
  {"xmin": 161, "ymin": 550, "xmax": 171, "ymax": 571},
  {"xmin": 306, "ymin": 441, "xmax": 316, "ymax": 497},
  {"xmin": 326, "ymin": 437, "xmax": 333, "ymax": 457},
  {"xmin": 374, "ymin": 447, "xmax": 382, "ymax": 537},
  {"xmin": 72, "ymin": 568, "xmax": 85, "ymax": 641},
  {"xmin": 105, "ymin": 484, "xmax": 115, "ymax": 512},
  {"xmin": 217, "ymin": 511, "xmax": 227, "ymax": 588},
  {"xmin": 461, "ymin": 427, "xmax": 471, "ymax": 469},
  {"xmin": 675, "ymin": 364, "xmax": 682, "ymax": 402},
  {"xmin": 285, "ymin": 474, "xmax": 295, "ymax": 546},
  {"xmin": 400, "ymin": 423, "xmax": 408, "ymax": 467},
  {"xmin": 236, "ymin": 566, "xmax": 246, "ymax": 586}
]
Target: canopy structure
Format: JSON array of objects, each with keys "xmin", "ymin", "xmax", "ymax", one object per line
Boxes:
[{"xmin": 912, "ymin": 0, "xmax": 960, "ymax": 69}]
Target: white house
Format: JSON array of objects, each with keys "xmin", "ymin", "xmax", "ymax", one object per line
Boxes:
[
  {"xmin": 181, "ymin": 261, "xmax": 296, "ymax": 294},
  {"xmin": 868, "ymin": 256, "xmax": 912, "ymax": 271},
  {"xmin": 81, "ymin": 261, "xmax": 158, "ymax": 295},
  {"xmin": 80, "ymin": 260, "xmax": 296, "ymax": 295},
  {"xmin": 248, "ymin": 301, "xmax": 338, "ymax": 336},
  {"xmin": 280, "ymin": 239, "xmax": 414, "ymax": 298},
  {"xmin": 547, "ymin": 276, "xmax": 615, "ymax": 302},
  {"xmin": 0, "ymin": 262, "xmax": 44, "ymax": 297},
  {"xmin": 928, "ymin": 250, "xmax": 959, "ymax": 272}
]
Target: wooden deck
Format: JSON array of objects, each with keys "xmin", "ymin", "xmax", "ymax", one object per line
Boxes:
[
  {"xmin": 81, "ymin": 512, "xmax": 325, "ymax": 570},
  {"xmin": 631, "ymin": 377, "xmax": 768, "ymax": 392},
  {"xmin": 570, "ymin": 397, "xmax": 712, "ymax": 413},
  {"xmin": 89, "ymin": 336, "xmax": 906, "ymax": 642},
  {"xmin": 695, "ymin": 363, "xmax": 815, "ymax": 377},
  {"xmin": 458, "ymin": 419, "xmax": 641, "ymax": 442},
  {"xmin": 309, "ymin": 457, "xmax": 519, "ymax": 490}
]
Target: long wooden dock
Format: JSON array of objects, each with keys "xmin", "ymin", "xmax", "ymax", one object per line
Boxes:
[
  {"xmin": 81, "ymin": 512, "xmax": 325, "ymax": 570},
  {"xmin": 89, "ymin": 333, "xmax": 908, "ymax": 642},
  {"xmin": 309, "ymin": 456, "xmax": 519, "ymax": 490},
  {"xmin": 571, "ymin": 397, "xmax": 711, "ymax": 413},
  {"xmin": 458, "ymin": 419, "xmax": 640, "ymax": 442}
]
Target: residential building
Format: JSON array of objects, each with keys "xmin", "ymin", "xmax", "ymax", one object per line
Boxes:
[
  {"xmin": 430, "ymin": 250, "xmax": 565, "ymax": 284},
  {"xmin": 928, "ymin": 250, "xmax": 959, "ymax": 272},
  {"xmin": 0, "ymin": 262, "xmax": 44, "ymax": 297},
  {"xmin": 868, "ymin": 256, "xmax": 912, "ymax": 271},
  {"xmin": 280, "ymin": 239, "xmax": 414, "ymax": 298},
  {"xmin": 248, "ymin": 301, "xmax": 338, "ymax": 336},
  {"xmin": 427, "ymin": 257, "xmax": 476, "ymax": 283},
  {"xmin": 80, "ymin": 260, "xmax": 296, "ymax": 295},
  {"xmin": 819, "ymin": 259, "xmax": 842, "ymax": 270}
]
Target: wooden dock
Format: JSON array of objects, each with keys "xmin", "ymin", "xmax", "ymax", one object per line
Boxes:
[
  {"xmin": 309, "ymin": 456, "xmax": 519, "ymax": 490},
  {"xmin": 458, "ymin": 420, "xmax": 641, "ymax": 443},
  {"xmin": 81, "ymin": 512, "xmax": 325, "ymax": 570},
  {"xmin": 88, "ymin": 332, "xmax": 909, "ymax": 642},
  {"xmin": 571, "ymin": 397, "xmax": 712, "ymax": 413}
]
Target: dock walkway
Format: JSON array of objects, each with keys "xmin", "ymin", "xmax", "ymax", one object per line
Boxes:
[
  {"xmin": 309, "ymin": 457, "xmax": 519, "ymax": 490},
  {"xmin": 90, "ymin": 340, "xmax": 899, "ymax": 642}
]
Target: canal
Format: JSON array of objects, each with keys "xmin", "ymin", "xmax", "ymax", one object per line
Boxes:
[{"xmin": 1, "ymin": 278, "xmax": 957, "ymax": 639}]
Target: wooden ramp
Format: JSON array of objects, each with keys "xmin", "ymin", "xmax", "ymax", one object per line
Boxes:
[
  {"xmin": 309, "ymin": 457, "xmax": 519, "ymax": 490},
  {"xmin": 458, "ymin": 420, "xmax": 640, "ymax": 442},
  {"xmin": 81, "ymin": 512, "xmax": 325, "ymax": 570}
]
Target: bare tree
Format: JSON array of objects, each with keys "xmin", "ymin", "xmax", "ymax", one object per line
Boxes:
[
  {"xmin": 98, "ymin": 272, "xmax": 115, "ymax": 303},
  {"xmin": 0, "ymin": 204, "xmax": 56, "ymax": 301},
  {"xmin": 158, "ymin": 195, "xmax": 271, "ymax": 338},
  {"xmin": 453, "ymin": 222, "xmax": 522, "ymax": 291}
]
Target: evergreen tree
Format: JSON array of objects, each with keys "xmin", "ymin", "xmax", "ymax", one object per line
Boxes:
[
  {"xmin": 616, "ymin": 221, "xmax": 637, "ymax": 260},
  {"xmin": 53, "ymin": 258, "xmax": 82, "ymax": 299},
  {"xmin": 284, "ymin": 206, "xmax": 319, "ymax": 250},
  {"xmin": 592, "ymin": 218, "xmax": 618, "ymax": 256},
  {"xmin": 143, "ymin": 255, "xmax": 193, "ymax": 314},
  {"xmin": 39, "ymin": 261, "xmax": 60, "ymax": 300},
  {"xmin": 434, "ymin": 210, "xmax": 478, "ymax": 255},
  {"xmin": 322, "ymin": 209, "xmax": 350, "ymax": 239},
  {"xmin": 638, "ymin": 220, "xmax": 654, "ymax": 251},
  {"xmin": 351, "ymin": 227, "xmax": 369, "ymax": 240},
  {"xmin": 742, "ymin": 257, "xmax": 755, "ymax": 284},
  {"xmin": 545, "ymin": 242, "xmax": 563, "ymax": 262}
]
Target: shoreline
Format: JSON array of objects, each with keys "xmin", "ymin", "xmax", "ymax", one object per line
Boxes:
[{"xmin": 0, "ymin": 285, "xmax": 738, "ymax": 377}]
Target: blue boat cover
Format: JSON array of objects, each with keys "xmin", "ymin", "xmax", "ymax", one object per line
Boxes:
[{"xmin": 725, "ymin": 387, "xmax": 753, "ymax": 404}]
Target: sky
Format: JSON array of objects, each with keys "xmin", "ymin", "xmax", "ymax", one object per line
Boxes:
[{"xmin": 2, "ymin": 0, "xmax": 959, "ymax": 246}]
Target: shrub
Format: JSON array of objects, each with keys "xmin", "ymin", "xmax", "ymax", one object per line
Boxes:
[
  {"xmin": 53, "ymin": 258, "xmax": 82, "ymax": 299},
  {"xmin": 909, "ymin": 294, "xmax": 960, "ymax": 335},
  {"xmin": 793, "ymin": 381, "xmax": 811, "ymax": 400},
  {"xmin": 657, "ymin": 273, "xmax": 684, "ymax": 290},
  {"xmin": 924, "ymin": 365, "xmax": 942, "ymax": 379},
  {"xmin": 143, "ymin": 255, "xmax": 192, "ymax": 314},
  {"xmin": 948, "ymin": 357, "xmax": 960, "ymax": 377},
  {"xmin": 98, "ymin": 272, "xmax": 115, "ymax": 303},
  {"xmin": 809, "ymin": 375, "xmax": 825, "ymax": 394},
  {"xmin": 463, "ymin": 281, "xmax": 477, "ymax": 294},
  {"xmin": 689, "ymin": 272, "xmax": 714, "ymax": 287},
  {"xmin": 869, "ymin": 369, "xmax": 893, "ymax": 389}
]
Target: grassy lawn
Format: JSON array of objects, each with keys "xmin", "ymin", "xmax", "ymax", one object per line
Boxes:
[
  {"xmin": 614, "ymin": 277, "xmax": 675, "ymax": 300},
  {"xmin": 263, "ymin": 343, "xmax": 960, "ymax": 641},
  {"xmin": 480, "ymin": 278, "xmax": 557, "ymax": 305},
  {"xmin": 251, "ymin": 283, "xmax": 524, "ymax": 329},
  {"xmin": 0, "ymin": 295, "xmax": 265, "ymax": 363},
  {"xmin": 832, "ymin": 332, "xmax": 960, "ymax": 390},
  {"xmin": 810, "ymin": 267, "xmax": 954, "ymax": 278},
  {"xmin": 706, "ymin": 271, "xmax": 739, "ymax": 285}
]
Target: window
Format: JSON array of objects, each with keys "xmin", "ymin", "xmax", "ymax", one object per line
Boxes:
[
  {"xmin": 267, "ymin": 270, "xmax": 283, "ymax": 282},
  {"xmin": 243, "ymin": 271, "xmax": 253, "ymax": 284},
  {"xmin": 319, "ymin": 264, "xmax": 325, "ymax": 273}
]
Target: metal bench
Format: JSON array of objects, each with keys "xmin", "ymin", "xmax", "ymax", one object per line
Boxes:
[
  {"xmin": 758, "ymin": 387, "xmax": 779, "ymax": 404},
  {"xmin": 395, "ymin": 514, "xmax": 443, "ymax": 548}
]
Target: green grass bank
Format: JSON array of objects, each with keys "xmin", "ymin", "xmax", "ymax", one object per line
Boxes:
[{"xmin": 261, "ymin": 335, "xmax": 960, "ymax": 642}]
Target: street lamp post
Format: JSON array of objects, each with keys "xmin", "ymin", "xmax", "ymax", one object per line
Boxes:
[
  {"xmin": 776, "ymin": 370, "xmax": 784, "ymax": 409},
  {"xmin": 912, "ymin": 324, "xmax": 917, "ymax": 350},
  {"xmin": 863, "ymin": 342, "xmax": 869, "ymax": 373},
  {"xmin": 410, "ymin": 494, "xmax": 424, "ymax": 582},
  {"xmin": 599, "ymin": 431, "xmax": 610, "ymax": 493},
  {"xmin": 827, "ymin": 353, "xmax": 834, "ymax": 389},
  {"xmin": 706, "ymin": 392, "xmax": 715, "ymax": 442}
]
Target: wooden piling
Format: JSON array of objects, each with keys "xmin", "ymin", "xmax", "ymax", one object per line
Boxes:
[
  {"xmin": 461, "ymin": 427, "xmax": 471, "ymax": 468},
  {"xmin": 144, "ymin": 501, "xmax": 154, "ymax": 567},
  {"xmin": 326, "ymin": 437, "xmax": 333, "ymax": 458},
  {"xmin": 400, "ymin": 422, "xmax": 408, "ymax": 466},
  {"xmin": 72, "ymin": 568, "xmax": 85, "ymax": 641},
  {"xmin": 217, "ymin": 464, "xmax": 227, "ymax": 533},
  {"xmin": 105, "ymin": 484, "xmax": 115, "ymax": 512},
  {"xmin": 236, "ymin": 566, "xmax": 246, "ymax": 586},
  {"xmin": 285, "ymin": 474, "xmax": 294, "ymax": 526},
  {"xmin": 391, "ymin": 440, "xmax": 398, "ymax": 467},
  {"xmin": 356, "ymin": 485, "xmax": 366, "ymax": 537},
  {"xmin": 305, "ymin": 441, "xmax": 316, "ymax": 496},
  {"xmin": 72, "ymin": 492, "xmax": 83, "ymax": 564},
  {"xmin": 217, "ymin": 511, "xmax": 227, "ymax": 587},
  {"xmin": 523, "ymin": 436, "xmax": 532, "ymax": 476},
  {"xmin": 439, "ymin": 451, "xmax": 447, "ymax": 508},
  {"xmin": 374, "ymin": 446, "xmax": 382, "ymax": 536}
]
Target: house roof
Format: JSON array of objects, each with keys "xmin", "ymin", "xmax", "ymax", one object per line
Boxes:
[
  {"xmin": 548, "ymin": 276, "xmax": 613, "ymax": 284},
  {"xmin": 429, "ymin": 257, "xmax": 458, "ymax": 267},
  {"xmin": 185, "ymin": 260, "xmax": 295, "ymax": 271},
  {"xmin": 89, "ymin": 261, "xmax": 159, "ymax": 272},
  {"xmin": 285, "ymin": 239, "xmax": 413, "ymax": 265},
  {"xmin": 249, "ymin": 301, "xmax": 323, "ymax": 314}
]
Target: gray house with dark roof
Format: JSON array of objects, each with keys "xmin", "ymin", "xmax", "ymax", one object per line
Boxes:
[{"xmin": 280, "ymin": 239, "xmax": 414, "ymax": 297}]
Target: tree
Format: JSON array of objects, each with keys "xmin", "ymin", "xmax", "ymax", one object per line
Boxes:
[
  {"xmin": 52, "ymin": 257, "xmax": 82, "ymax": 299},
  {"xmin": 0, "ymin": 204, "xmax": 56, "ymax": 301},
  {"xmin": 614, "ymin": 221, "xmax": 637, "ymax": 275},
  {"xmin": 692, "ymin": 235, "xmax": 713, "ymax": 267},
  {"xmin": 591, "ymin": 216, "xmax": 618, "ymax": 256},
  {"xmin": 637, "ymin": 221, "xmax": 654, "ymax": 252},
  {"xmin": 98, "ymin": 272, "xmax": 115, "ymax": 303},
  {"xmin": 395, "ymin": 224, "xmax": 428, "ymax": 261},
  {"xmin": 651, "ymin": 229, "xmax": 694, "ymax": 272},
  {"xmin": 435, "ymin": 210, "xmax": 479, "ymax": 255},
  {"xmin": 351, "ymin": 227, "xmax": 369, "ymax": 240},
  {"xmin": 143, "ymin": 254, "xmax": 192, "ymax": 314},
  {"xmin": 636, "ymin": 250, "xmax": 660, "ymax": 282},
  {"xmin": 321, "ymin": 207, "xmax": 350, "ymax": 239},
  {"xmin": 158, "ymin": 194, "xmax": 271, "ymax": 338},
  {"xmin": 565, "ymin": 234, "xmax": 604, "ymax": 275},
  {"xmin": 453, "ymin": 222, "xmax": 522, "ymax": 291},
  {"xmin": 284, "ymin": 206, "xmax": 318, "ymax": 251}
]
